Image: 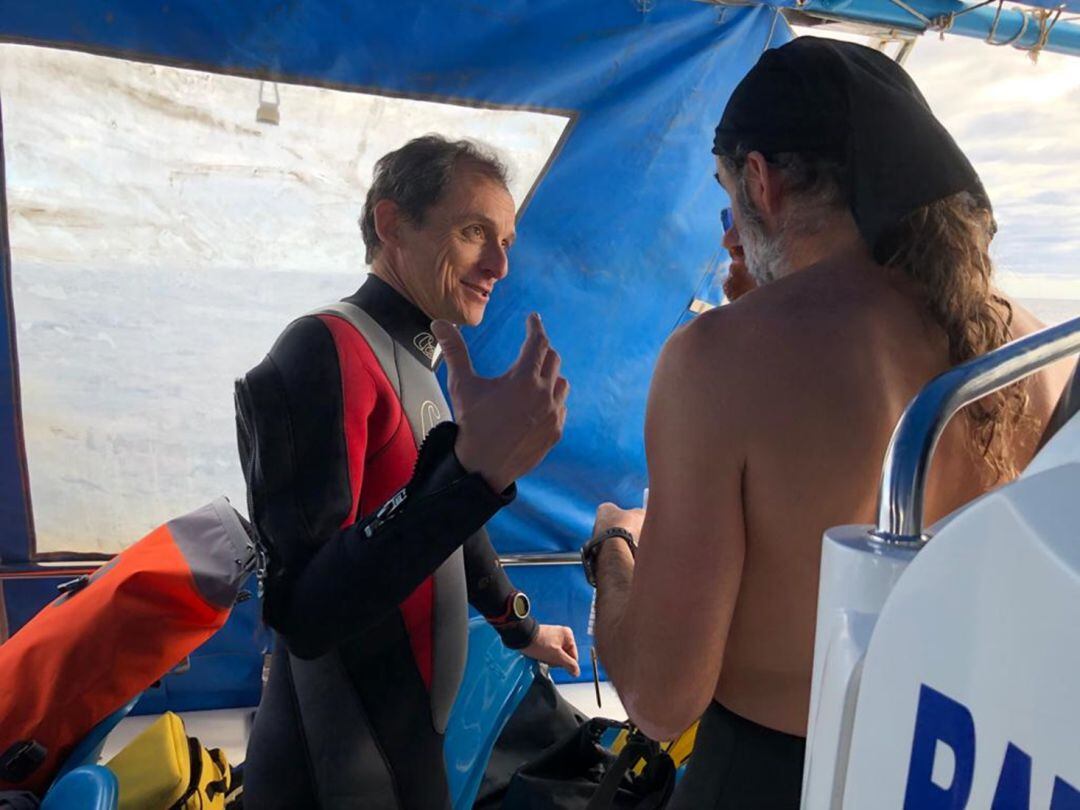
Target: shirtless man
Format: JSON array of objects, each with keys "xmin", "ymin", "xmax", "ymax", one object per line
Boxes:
[{"xmin": 582, "ymin": 37, "xmax": 1073, "ymax": 808}]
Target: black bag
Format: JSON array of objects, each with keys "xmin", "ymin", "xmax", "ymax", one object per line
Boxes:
[
  {"xmin": 0, "ymin": 792, "xmax": 38, "ymax": 810},
  {"xmin": 476, "ymin": 676, "xmax": 587, "ymax": 808},
  {"xmin": 475, "ymin": 672, "xmax": 675, "ymax": 810},
  {"xmin": 500, "ymin": 717, "xmax": 675, "ymax": 810}
]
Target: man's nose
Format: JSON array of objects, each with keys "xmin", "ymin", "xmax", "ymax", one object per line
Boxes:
[
  {"xmin": 481, "ymin": 242, "xmax": 509, "ymax": 280},
  {"xmin": 722, "ymin": 219, "xmax": 741, "ymax": 254}
]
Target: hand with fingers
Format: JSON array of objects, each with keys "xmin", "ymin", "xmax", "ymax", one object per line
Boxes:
[
  {"xmin": 522, "ymin": 624, "xmax": 580, "ymax": 677},
  {"xmin": 430, "ymin": 312, "xmax": 569, "ymax": 493}
]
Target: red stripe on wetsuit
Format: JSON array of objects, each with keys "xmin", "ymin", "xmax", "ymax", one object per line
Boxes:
[{"xmin": 319, "ymin": 313, "xmax": 436, "ymax": 690}]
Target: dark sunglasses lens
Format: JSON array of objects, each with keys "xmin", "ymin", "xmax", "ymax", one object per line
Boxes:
[{"xmin": 721, "ymin": 208, "xmax": 734, "ymax": 232}]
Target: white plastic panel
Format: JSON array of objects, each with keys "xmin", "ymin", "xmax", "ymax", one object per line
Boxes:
[
  {"xmin": 802, "ymin": 527, "xmax": 918, "ymax": 810},
  {"xmin": 842, "ymin": 463, "xmax": 1080, "ymax": 808}
]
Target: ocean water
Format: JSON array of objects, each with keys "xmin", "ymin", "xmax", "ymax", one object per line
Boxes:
[
  {"xmin": 1017, "ymin": 298, "xmax": 1080, "ymax": 327},
  {"xmin": 14, "ymin": 261, "xmax": 355, "ymax": 553}
]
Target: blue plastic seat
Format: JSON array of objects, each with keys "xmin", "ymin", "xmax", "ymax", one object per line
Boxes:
[
  {"xmin": 41, "ymin": 765, "xmax": 118, "ymax": 810},
  {"xmin": 444, "ymin": 618, "xmax": 538, "ymax": 810},
  {"xmin": 52, "ymin": 695, "xmax": 140, "ymax": 783}
]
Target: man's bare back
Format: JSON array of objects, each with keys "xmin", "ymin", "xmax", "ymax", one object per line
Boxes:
[
  {"xmin": 687, "ymin": 255, "xmax": 1072, "ymax": 736},
  {"xmin": 588, "ymin": 37, "xmax": 1073, "ymax": 807}
]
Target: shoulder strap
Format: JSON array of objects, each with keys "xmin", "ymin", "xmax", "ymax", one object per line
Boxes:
[
  {"xmin": 310, "ymin": 301, "xmax": 402, "ymax": 400},
  {"xmin": 586, "ymin": 730, "xmax": 675, "ymax": 810}
]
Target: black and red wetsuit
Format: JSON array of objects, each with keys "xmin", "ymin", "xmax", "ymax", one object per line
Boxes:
[{"xmin": 235, "ymin": 276, "xmax": 537, "ymax": 809}]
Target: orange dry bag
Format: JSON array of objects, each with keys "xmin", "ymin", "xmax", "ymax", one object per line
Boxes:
[{"xmin": 0, "ymin": 498, "xmax": 255, "ymax": 796}]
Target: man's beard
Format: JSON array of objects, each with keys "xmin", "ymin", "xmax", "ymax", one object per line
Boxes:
[{"xmin": 735, "ymin": 174, "xmax": 787, "ymax": 286}]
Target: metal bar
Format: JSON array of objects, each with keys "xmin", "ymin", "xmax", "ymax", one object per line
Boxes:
[
  {"xmin": 0, "ymin": 562, "xmax": 102, "ymax": 580},
  {"xmin": 498, "ymin": 552, "xmax": 580, "ymax": 567},
  {"xmin": 736, "ymin": 0, "xmax": 1080, "ymax": 58},
  {"xmin": 875, "ymin": 315, "xmax": 1080, "ymax": 544},
  {"xmin": 910, "ymin": 1, "xmax": 1080, "ymax": 55}
]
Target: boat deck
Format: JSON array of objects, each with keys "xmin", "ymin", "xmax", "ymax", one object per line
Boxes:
[{"xmin": 98, "ymin": 682, "xmax": 626, "ymax": 765}]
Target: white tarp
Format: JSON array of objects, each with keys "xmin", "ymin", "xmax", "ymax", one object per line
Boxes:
[{"xmin": 0, "ymin": 44, "xmax": 569, "ymax": 554}]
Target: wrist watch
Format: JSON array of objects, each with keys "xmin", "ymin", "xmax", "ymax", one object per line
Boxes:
[
  {"xmin": 581, "ymin": 527, "xmax": 637, "ymax": 588},
  {"xmin": 490, "ymin": 590, "xmax": 531, "ymax": 626}
]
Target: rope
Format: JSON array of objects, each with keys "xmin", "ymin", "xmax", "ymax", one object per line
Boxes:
[
  {"xmin": 895, "ymin": 0, "xmax": 996, "ymax": 39},
  {"xmin": 1027, "ymin": 4, "xmax": 1065, "ymax": 63},
  {"xmin": 882, "ymin": 0, "xmax": 1063, "ymax": 55},
  {"xmin": 930, "ymin": 11, "xmax": 956, "ymax": 38}
]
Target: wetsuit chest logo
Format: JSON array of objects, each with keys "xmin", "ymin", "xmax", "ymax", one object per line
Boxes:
[
  {"xmin": 414, "ymin": 332, "xmax": 438, "ymax": 360},
  {"xmin": 420, "ymin": 400, "xmax": 443, "ymax": 436}
]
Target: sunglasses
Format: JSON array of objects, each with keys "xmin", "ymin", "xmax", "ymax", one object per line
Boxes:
[{"xmin": 720, "ymin": 207, "xmax": 734, "ymax": 233}]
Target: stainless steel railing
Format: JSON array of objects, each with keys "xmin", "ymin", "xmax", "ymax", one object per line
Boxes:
[
  {"xmin": 874, "ymin": 315, "xmax": 1080, "ymax": 545},
  {"xmin": 498, "ymin": 552, "xmax": 580, "ymax": 567}
]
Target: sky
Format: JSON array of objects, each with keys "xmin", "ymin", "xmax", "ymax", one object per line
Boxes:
[{"xmin": 796, "ymin": 25, "xmax": 1080, "ymax": 320}]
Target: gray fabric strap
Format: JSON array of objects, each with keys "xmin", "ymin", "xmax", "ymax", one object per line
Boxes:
[
  {"xmin": 311, "ymin": 302, "xmax": 401, "ymax": 398},
  {"xmin": 166, "ymin": 497, "xmax": 256, "ymax": 609}
]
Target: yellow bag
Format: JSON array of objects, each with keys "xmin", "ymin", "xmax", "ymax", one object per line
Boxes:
[
  {"xmin": 611, "ymin": 720, "xmax": 698, "ymax": 774},
  {"xmin": 105, "ymin": 712, "xmax": 234, "ymax": 809}
]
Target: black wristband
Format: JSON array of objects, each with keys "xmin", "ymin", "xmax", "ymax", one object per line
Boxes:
[
  {"xmin": 496, "ymin": 615, "xmax": 539, "ymax": 650},
  {"xmin": 487, "ymin": 590, "xmax": 538, "ymax": 650},
  {"xmin": 581, "ymin": 527, "xmax": 637, "ymax": 588}
]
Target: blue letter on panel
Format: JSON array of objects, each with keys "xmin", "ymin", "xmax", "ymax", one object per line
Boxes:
[
  {"xmin": 1051, "ymin": 777, "xmax": 1080, "ymax": 810},
  {"xmin": 990, "ymin": 743, "xmax": 1031, "ymax": 810},
  {"xmin": 903, "ymin": 684, "xmax": 976, "ymax": 810}
]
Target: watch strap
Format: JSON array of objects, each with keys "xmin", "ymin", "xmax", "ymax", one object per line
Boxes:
[
  {"xmin": 488, "ymin": 590, "xmax": 530, "ymax": 626},
  {"xmin": 489, "ymin": 590, "xmax": 538, "ymax": 650},
  {"xmin": 581, "ymin": 527, "xmax": 637, "ymax": 587}
]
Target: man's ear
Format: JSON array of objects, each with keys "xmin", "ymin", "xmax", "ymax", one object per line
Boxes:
[
  {"xmin": 743, "ymin": 151, "xmax": 785, "ymax": 225},
  {"xmin": 373, "ymin": 199, "xmax": 403, "ymax": 250}
]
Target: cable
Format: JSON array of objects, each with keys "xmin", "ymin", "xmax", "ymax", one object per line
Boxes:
[
  {"xmin": 986, "ymin": 0, "xmax": 1031, "ymax": 45},
  {"xmin": 891, "ymin": 0, "xmax": 997, "ymax": 38},
  {"xmin": 886, "ymin": 0, "xmax": 934, "ymax": 27}
]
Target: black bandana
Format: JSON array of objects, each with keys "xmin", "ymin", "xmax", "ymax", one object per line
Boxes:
[{"xmin": 713, "ymin": 37, "xmax": 990, "ymax": 262}]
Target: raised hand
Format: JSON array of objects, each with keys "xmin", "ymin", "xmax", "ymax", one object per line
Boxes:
[{"xmin": 431, "ymin": 313, "xmax": 569, "ymax": 493}]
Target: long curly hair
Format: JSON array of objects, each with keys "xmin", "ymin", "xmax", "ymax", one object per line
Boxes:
[
  {"xmin": 877, "ymin": 192, "xmax": 1028, "ymax": 483},
  {"xmin": 722, "ymin": 150, "xmax": 1028, "ymax": 482}
]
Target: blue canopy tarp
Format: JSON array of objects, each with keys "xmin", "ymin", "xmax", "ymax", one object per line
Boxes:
[{"xmin": 0, "ymin": 0, "xmax": 783, "ymax": 702}]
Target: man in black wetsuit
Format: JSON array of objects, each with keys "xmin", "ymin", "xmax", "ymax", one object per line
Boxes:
[{"xmin": 236, "ymin": 136, "xmax": 579, "ymax": 809}]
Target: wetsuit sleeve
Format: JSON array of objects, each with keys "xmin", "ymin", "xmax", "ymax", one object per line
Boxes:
[
  {"xmin": 278, "ymin": 421, "xmax": 513, "ymax": 658},
  {"xmin": 236, "ymin": 317, "xmax": 514, "ymax": 659},
  {"xmin": 464, "ymin": 530, "xmax": 539, "ymax": 650}
]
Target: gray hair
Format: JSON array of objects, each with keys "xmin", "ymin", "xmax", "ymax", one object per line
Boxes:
[
  {"xmin": 359, "ymin": 135, "xmax": 509, "ymax": 263},
  {"xmin": 719, "ymin": 147, "xmax": 850, "ymax": 239}
]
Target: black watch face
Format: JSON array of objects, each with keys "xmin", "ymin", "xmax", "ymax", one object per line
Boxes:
[{"xmin": 512, "ymin": 592, "xmax": 531, "ymax": 620}]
